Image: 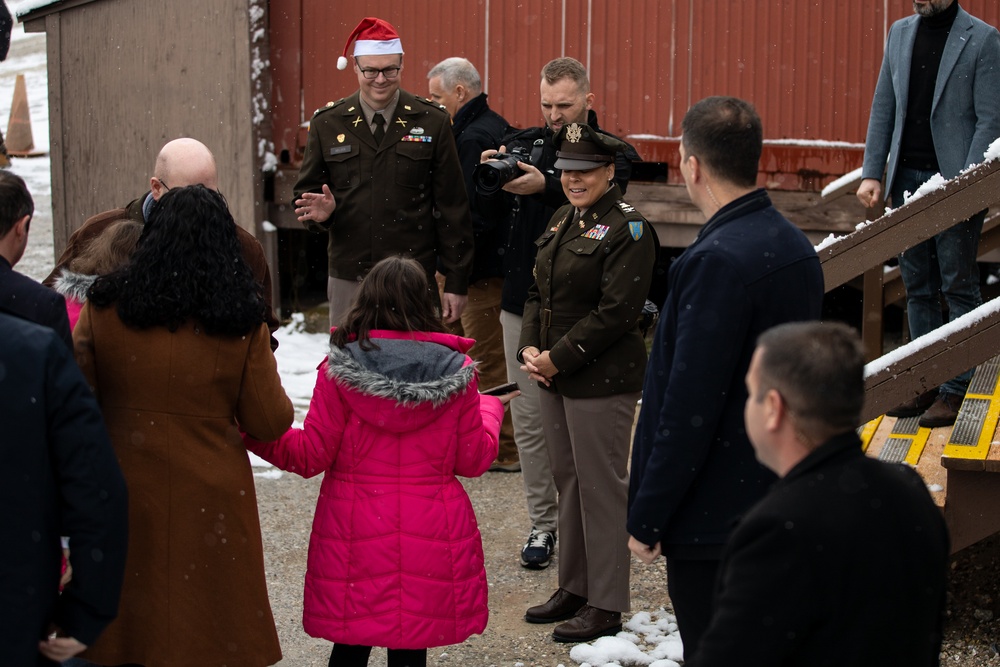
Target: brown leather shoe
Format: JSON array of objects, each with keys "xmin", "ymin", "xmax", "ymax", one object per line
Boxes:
[
  {"xmin": 918, "ymin": 392, "xmax": 964, "ymax": 428},
  {"xmin": 552, "ymin": 605, "xmax": 623, "ymax": 643},
  {"xmin": 886, "ymin": 389, "xmax": 938, "ymax": 418},
  {"xmin": 524, "ymin": 588, "xmax": 587, "ymax": 624}
]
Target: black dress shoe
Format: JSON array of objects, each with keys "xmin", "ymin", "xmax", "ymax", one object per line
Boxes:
[
  {"xmin": 524, "ymin": 588, "xmax": 587, "ymax": 624},
  {"xmin": 918, "ymin": 392, "xmax": 964, "ymax": 428},
  {"xmin": 886, "ymin": 389, "xmax": 937, "ymax": 417},
  {"xmin": 552, "ymin": 605, "xmax": 622, "ymax": 643}
]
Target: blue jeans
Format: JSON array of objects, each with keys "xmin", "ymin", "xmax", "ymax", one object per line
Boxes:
[{"xmin": 893, "ymin": 166, "xmax": 984, "ymax": 396}]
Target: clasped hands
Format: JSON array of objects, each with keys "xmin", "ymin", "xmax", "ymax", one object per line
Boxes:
[{"xmin": 520, "ymin": 347, "xmax": 558, "ymax": 386}]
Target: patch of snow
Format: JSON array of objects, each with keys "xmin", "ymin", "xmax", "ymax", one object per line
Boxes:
[
  {"xmin": 820, "ymin": 167, "xmax": 863, "ymax": 198},
  {"xmin": 567, "ymin": 609, "xmax": 683, "ymax": 666},
  {"xmin": 985, "ymin": 136, "xmax": 1000, "ymax": 163},
  {"xmin": 865, "ymin": 298, "xmax": 1000, "ymax": 379},
  {"xmin": 901, "ymin": 173, "xmax": 947, "ymax": 205},
  {"xmin": 814, "ymin": 232, "xmax": 846, "ymax": 253}
]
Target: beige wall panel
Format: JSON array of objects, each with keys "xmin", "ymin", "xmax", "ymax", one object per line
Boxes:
[{"xmin": 46, "ymin": 0, "xmax": 257, "ymax": 254}]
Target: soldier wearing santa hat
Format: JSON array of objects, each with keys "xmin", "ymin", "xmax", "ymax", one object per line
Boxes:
[{"xmin": 294, "ymin": 17, "xmax": 473, "ymax": 327}]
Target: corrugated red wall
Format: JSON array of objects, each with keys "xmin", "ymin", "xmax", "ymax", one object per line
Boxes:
[{"xmin": 270, "ymin": 0, "xmax": 1000, "ymax": 181}]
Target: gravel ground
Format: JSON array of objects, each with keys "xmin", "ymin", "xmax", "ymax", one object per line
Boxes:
[
  {"xmin": 255, "ymin": 465, "xmax": 1000, "ymax": 667},
  {"xmin": 255, "ymin": 467, "xmax": 671, "ymax": 667},
  {"xmin": 257, "ymin": 464, "xmax": 1000, "ymax": 667}
]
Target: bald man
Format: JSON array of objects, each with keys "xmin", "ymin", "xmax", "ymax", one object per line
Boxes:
[{"xmin": 45, "ymin": 138, "xmax": 278, "ymax": 338}]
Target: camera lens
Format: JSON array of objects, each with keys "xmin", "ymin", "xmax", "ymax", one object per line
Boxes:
[
  {"xmin": 478, "ymin": 168, "xmax": 502, "ymax": 193},
  {"xmin": 473, "ymin": 161, "xmax": 508, "ymax": 195}
]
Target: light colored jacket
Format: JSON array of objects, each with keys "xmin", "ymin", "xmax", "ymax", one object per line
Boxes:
[
  {"xmin": 861, "ymin": 6, "xmax": 1000, "ymax": 197},
  {"xmin": 245, "ymin": 330, "xmax": 502, "ymax": 650}
]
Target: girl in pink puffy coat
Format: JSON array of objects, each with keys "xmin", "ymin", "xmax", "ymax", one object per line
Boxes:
[{"xmin": 245, "ymin": 257, "xmax": 516, "ymax": 667}]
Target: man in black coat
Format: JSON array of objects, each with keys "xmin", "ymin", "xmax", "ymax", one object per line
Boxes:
[
  {"xmin": 0, "ymin": 312, "xmax": 129, "ymax": 665},
  {"xmin": 0, "ymin": 170, "xmax": 72, "ymax": 348},
  {"xmin": 688, "ymin": 321, "xmax": 949, "ymax": 667},
  {"xmin": 427, "ymin": 56, "xmax": 517, "ymax": 471},
  {"xmin": 627, "ymin": 97, "xmax": 824, "ymax": 661}
]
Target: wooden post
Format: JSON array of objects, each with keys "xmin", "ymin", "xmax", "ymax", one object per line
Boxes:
[{"xmin": 862, "ymin": 265, "xmax": 884, "ymax": 360}]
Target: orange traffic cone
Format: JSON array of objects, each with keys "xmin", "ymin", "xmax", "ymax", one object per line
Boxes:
[{"xmin": 6, "ymin": 73, "xmax": 36, "ymax": 157}]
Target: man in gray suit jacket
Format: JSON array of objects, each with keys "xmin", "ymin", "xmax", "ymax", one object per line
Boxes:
[{"xmin": 857, "ymin": 0, "xmax": 1000, "ymax": 427}]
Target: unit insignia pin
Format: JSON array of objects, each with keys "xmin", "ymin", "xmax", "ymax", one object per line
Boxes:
[{"xmin": 337, "ymin": 134, "xmax": 346, "ymax": 143}]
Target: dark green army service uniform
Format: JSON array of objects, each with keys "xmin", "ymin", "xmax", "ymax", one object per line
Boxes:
[
  {"xmin": 519, "ymin": 183, "xmax": 655, "ymax": 398},
  {"xmin": 518, "ymin": 125, "xmax": 655, "ymax": 618},
  {"xmin": 295, "ymin": 89, "xmax": 473, "ymax": 295}
]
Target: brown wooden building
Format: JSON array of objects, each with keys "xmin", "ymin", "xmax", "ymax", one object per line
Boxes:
[{"xmin": 20, "ymin": 0, "xmax": 270, "ymax": 255}]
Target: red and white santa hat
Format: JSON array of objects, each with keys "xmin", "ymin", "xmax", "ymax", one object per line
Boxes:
[{"xmin": 337, "ymin": 17, "xmax": 404, "ymax": 70}]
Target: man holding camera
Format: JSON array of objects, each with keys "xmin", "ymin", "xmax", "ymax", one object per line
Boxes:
[
  {"xmin": 295, "ymin": 17, "xmax": 473, "ymax": 326},
  {"xmin": 475, "ymin": 57, "xmax": 639, "ymax": 570}
]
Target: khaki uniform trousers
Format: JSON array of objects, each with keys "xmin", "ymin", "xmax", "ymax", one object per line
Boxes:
[
  {"xmin": 538, "ymin": 389, "xmax": 636, "ymax": 612},
  {"xmin": 502, "ymin": 309, "xmax": 558, "ymax": 532},
  {"xmin": 327, "ymin": 277, "xmax": 362, "ymax": 329}
]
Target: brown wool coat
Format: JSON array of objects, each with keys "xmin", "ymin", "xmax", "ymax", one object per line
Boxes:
[{"xmin": 73, "ymin": 303, "xmax": 293, "ymax": 667}]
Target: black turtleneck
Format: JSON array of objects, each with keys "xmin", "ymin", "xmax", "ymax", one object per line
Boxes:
[{"xmin": 899, "ymin": 0, "xmax": 960, "ymax": 170}]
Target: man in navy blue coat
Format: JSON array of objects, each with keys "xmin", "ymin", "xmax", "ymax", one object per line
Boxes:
[
  {"xmin": 0, "ymin": 312, "xmax": 128, "ymax": 665},
  {"xmin": 0, "ymin": 170, "xmax": 72, "ymax": 348},
  {"xmin": 688, "ymin": 321, "xmax": 948, "ymax": 667},
  {"xmin": 627, "ymin": 96, "xmax": 824, "ymax": 662}
]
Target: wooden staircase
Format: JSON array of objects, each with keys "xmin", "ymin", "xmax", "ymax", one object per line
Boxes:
[{"xmin": 860, "ymin": 354, "xmax": 1000, "ymax": 553}]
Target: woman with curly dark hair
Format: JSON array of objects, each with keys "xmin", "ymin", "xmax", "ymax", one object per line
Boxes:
[{"xmin": 73, "ymin": 185, "xmax": 293, "ymax": 667}]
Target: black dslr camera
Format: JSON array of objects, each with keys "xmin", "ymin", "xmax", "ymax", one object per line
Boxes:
[{"xmin": 473, "ymin": 147, "xmax": 533, "ymax": 195}]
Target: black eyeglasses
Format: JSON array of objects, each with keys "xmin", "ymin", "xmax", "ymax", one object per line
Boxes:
[{"xmin": 358, "ymin": 66, "xmax": 401, "ymax": 80}]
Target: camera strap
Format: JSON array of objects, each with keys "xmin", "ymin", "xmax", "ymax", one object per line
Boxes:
[{"xmin": 529, "ymin": 138, "xmax": 545, "ymax": 168}]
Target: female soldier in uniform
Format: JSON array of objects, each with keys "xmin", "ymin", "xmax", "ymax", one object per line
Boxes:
[{"xmin": 518, "ymin": 123, "xmax": 656, "ymax": 642}]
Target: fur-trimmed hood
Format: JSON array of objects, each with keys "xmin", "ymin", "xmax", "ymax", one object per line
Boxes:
[
  {"xmin": 325, "ymin": 330, "xmax": 478, "ymax": 433},
  {"xmin": 51, "ymin": 269, "xmax": 97, "ymax": 304}
]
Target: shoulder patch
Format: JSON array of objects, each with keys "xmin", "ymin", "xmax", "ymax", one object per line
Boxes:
[{"xmin": 628, "ymin": 219, "xmax": 644, "ymax": 241}]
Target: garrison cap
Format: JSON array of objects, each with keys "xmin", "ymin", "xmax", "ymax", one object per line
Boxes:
[{"xmin": 554, "ymin": 123, "xmax": 626, "ymax": 170}]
